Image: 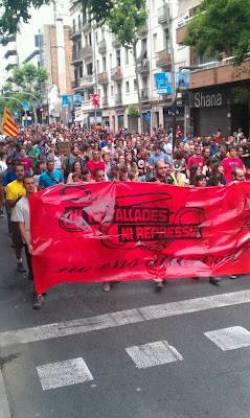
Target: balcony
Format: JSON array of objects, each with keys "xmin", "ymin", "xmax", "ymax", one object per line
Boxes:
[
  {"xmin": 156, "ymin": 50, "xmax": 172, "ymax": 69},
  {"xmin": 102, "ymin": 96, "xmax": 108, "ymax": 107},
  {"xmin": 137, "ymin": 58, "xmax": 149, "ymax": 74},
  {"xmin": 97, "ymin": 72, "xmax": 109, "ymax": 85},
  {"xmin": 138, "ymin": 23, "xmax": 148, "ymax": 38},
  {"xmin": 70, "ymin": 27, "xmax": 82, "ymax": 39},
  {"xmin": 140, "ymin": 89, "xmax": 149, "ymax": 102},
  {"xmin": 115, "ymin": 93, "xmax": 122, "ymax": 106},
  {"xmin": 82, "ymin": 45, "xmax": 93, "ymax": 60},
  {"xmin": 79, "ymin": 75, "xmax": 94, "ymax": 88},
  {"xmin": 176, "ymin": 25, "xmax": 188, "ymax": 45},
  {"xmin": 158, "ymin": 4, "xmax": 170, "ymax": 25},
  {"xmin": 112, "ymin": 38, "xmax": 121, "ymax": 49},
  {"xmin": 111, "ymin": 66, "xmax": 123, "ymax": 81},
  {"xmin": 190, "ymin": 59, "xmax": 250, "ymax": 89},
  {"xmin": 4, "ymin": 49, "xmax": 17, "ymax": 59},
  {"xmin": 98, "ymin": 39, "xmax": 107, "ymax": 54},
  {"xmin": 71, "ymin": 49, "xmax": 83, "ymax": 64}
]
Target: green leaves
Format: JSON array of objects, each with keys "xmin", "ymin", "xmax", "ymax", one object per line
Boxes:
[
  {"xmin": 0, "ymin": 0, "xmax": 51, "ymax": 36},
  {"xmin": 184, "ymin": 0, "xmax": 250, "ymax": 64}
]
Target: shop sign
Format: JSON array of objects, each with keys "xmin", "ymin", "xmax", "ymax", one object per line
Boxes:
[{"xmin": 192, "ymin": 92, "xmax": 223, "ymax": 108}]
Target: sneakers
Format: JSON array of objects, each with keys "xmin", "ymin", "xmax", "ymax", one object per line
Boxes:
[
  {"xmin": 102, "ymin": 282, "xmax": 111, "ymax": 292},
  {"xmin": 33, "ymin": 294, "xmax": 44, "ymax": 310},
  {"xmin": 154, "ymin": 280, "xmax": 164, "ymax": 292},
  {"xmin": 17, "ymin": 261, "xmax": 26, "ymax": 273},
  {"xmin": 209, "ymin": 277, "xmax": 220, "ymax": 286}
]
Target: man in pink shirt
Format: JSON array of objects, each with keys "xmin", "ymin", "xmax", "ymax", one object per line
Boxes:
[
  {"xmin": 86, "ymin": 150, "xmax": 105, "ymax": 178},
  {"xmin": 222, "ymin": 146, "xmax": 245, "ymax": 184}
]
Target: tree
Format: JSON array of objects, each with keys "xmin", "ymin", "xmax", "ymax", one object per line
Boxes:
[
  {"xmin": 184, "ymin": 0, "xmax": 250, "ymax": 64},
  {"xmin": 0, "ymin": 0, "xmax": 50, "ymax": 36},
  {"xmin": 75, "ymin": 0, "xmax": 147, "ymax": 131},
  {"xmin": 107, "ymin": 0, "xmax": 147, "ymax": 132},
  {"xmin": 1, "ymin": 63, "xmax": 48, "ymax": 121}
]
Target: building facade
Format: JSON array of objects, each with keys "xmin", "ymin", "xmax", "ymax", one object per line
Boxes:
[
  {"xmin": 2, "ymin": 35, "xmax": 19, "ymax": 84},
  {"xmin": 70, "ymin": 0, "xmax": 187, "ymax": 132},
  {"xmin": 176, "ymin": 0, "xmax": 250, "ymax": 136}
]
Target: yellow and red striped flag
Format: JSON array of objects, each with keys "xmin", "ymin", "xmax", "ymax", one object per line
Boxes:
[{"xmin": 2, "ymin": 107, "xmax": 19, "ymax": 137}]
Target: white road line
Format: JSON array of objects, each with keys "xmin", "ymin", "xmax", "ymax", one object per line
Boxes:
[
  {"xmin": 205, "ymin": 326, "xmax": 250, "ymax": 351},
  {"xmin": 0, "ymin": 369, "xmax": 11, "ymax": 418},
  {"xmin": 36, "ymin": 357, "xmax": 93, "ymax": 391},
  {"xmin": 126, "ymin": 340, "xmax": 183, "ymax": 369},
  {"xmin": 1, "ymin": 289, "xmax": 250, "ymax": 348}
]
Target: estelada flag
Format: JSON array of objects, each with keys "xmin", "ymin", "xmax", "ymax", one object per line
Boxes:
[{"xmin": 2, "ymin": 107, "xmax": 19, "ymax": 137}]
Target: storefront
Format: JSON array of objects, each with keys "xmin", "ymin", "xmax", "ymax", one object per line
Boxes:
[{"xmin": 190, "ymin": 86, "xmax": 249, "ymax": 137}]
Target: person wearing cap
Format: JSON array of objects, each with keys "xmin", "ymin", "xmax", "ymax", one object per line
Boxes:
[{"xmin": 39, "ymin": 158, "xmax": 64, "ymax": 189}]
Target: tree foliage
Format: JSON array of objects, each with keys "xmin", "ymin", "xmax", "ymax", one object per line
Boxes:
[
  {"xmin": 0, "ymin": 0, "xmax": 50, "ymax": 36},
  {"xmin": 1, "ymin": 64, "xmax": 48, "ymax": 113},
  {"xmin": 107, "ymin": 0, "xmax": 147, "ymax": 48},
  {"xmin": 184, "ymin": 0, "xmax": 250, "ymax": 64}
]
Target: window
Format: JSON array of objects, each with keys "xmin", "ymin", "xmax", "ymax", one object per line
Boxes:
[
  {"xmin": 109, "ymin": 53, "xmax": 112, "ymax": 68},
  {"xmin": 87, "ymin": 63, "xmax": 93, "ymax": 75},
  {"xmin": 125, "ymin": 48, "xmax": 129, "ymax": 65},
  {"xmin": 111, "ymin": 85, "xmax": 114, "ymax": 96},
  {"xmin": 78, "ymin": 15, "xmax": 81, "ymax": 29},
  {"xmin": 96, "ymin": 59, "xmax": 100, "ymax": 73},
  {"xmin": 153, "ymin": 33, "xmax": 157, "ymax": 52},
  {"xmin": 88, "ymin": 33, "xmax": 92, "ymax": 46},
  {"xmin": 79, "ymin": 65, "xmax": 83, "ymax": 78},
  {"xmin": 102, "ymin": 56, "xmax": 106, "ymax": 72},
  {"xmin": 134, "ymin": 79, "xmax": 137, "ymax": 91},
  {"xmin": 126, "ymin": 81, "xmax": 130, "ymax": 93},
  {"xmin": 164, "ymin": 28, "xmax": 170, "ymax": 52},
  {"xmin": 95, "ymin": 31, "xmax": 98, "ymax": 43},
  {"xmin": 116, "ymin": 49, "xmax": 121, "ymax": 66},
  {"xmin": 73, "ymin": 19, "xmax": 76, "ymax": 32}
]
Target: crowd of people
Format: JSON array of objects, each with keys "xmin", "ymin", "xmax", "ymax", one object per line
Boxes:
[{"xmin": 0, "ymin": 124, "xmax": 249, "ymax": 308}]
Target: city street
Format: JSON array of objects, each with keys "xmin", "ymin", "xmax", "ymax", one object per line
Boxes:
[{"xmin": 1, "ymin": 218, "xmax": 250, "ymax": 418}]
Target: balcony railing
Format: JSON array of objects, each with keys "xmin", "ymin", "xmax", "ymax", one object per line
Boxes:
[
  {"xmin": 71, "ymin": 49, "xmax": 84, "ymax": 63},
  {"xmin": 79, "ymin": 75, "xmax": 94, "ymax": 87},
  {"xmin": 158, "ymin": 4, "xmax": 170, "ymax": 25},
  {"xmin": 111, "ymin": 66, "xmax": 123, "ymax": 81},
  {"xmin": 156, "ymin": 50, "xmax": 172, "ymax": 68},
  {"xmin": 71, "ymin": 26, "xmax": 82, "ymax": 39},
  {"xmin": 82, "ymin": 45, "xmax": 93, "ymax": 60},
  {"xmin": 115, "ymin": 93, "xmax": 122, "ymax": 105},
  {"xmin": 190, "ymin": 59, "xmax": 250, "ymax": 89},
  {"xmin": 137, "ymin": 58, "xmax": 149, "ymax": 74},
  {"xmin": 98, "ymin": 39, "xmax": 107, "ymax": 54},
  {"xmin": 97, "ymin": 72, "xmax": 109, "ymax": 85}
]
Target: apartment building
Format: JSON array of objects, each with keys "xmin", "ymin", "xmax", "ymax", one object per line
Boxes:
[
  {"xmin": 177, "ymin": 0, "xmax": 250, "ymax": 136},
  {"xmin": 2, "ymin": 35, "xmax": 19, "ymax": 84},
  {"xmin": 70, "ymin": 0, "xmax": 186, "ymax": 132}
]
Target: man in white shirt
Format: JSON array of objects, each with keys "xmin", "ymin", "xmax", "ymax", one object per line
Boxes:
[{"xmin": 15, "ymin": 175, "xmax": 44, "ymax": 309}]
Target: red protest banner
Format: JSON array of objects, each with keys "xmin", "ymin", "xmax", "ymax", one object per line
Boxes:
[{"xmin": 30, "ymin": 182, "xmax": 250, "ymax": 294}]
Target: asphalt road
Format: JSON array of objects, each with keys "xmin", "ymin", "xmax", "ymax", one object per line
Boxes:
[{"xmin": 1, "ymin": 216, "xmax": 250, "ymax": 418}]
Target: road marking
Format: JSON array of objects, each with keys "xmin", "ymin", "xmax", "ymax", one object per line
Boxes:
[
  {"xmin": 1, "ymin": 289, "xmax": 250, "ymax": 347},
  {"xmin": 205, "ymin": 326, "xmax": 250, "ymax": 351},
  {"xmin": 0, "ymin": 369, "xmax": 11, "ymax": 418},
  {"xmin": 126, "ymin": 340, "xmax": 183, "ymax": 369},
  {"xmin": 36, "ymin": 357, "xmax": 93, "ymax": 391}
]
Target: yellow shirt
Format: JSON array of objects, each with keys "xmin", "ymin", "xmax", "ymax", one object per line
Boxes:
[
  {"xmin": 6, "ymin": 180, "xmax": 26, "ymax": 222},
  {"xmin": 5, "ymin": 180, "xmax": 26, "ymax": 202}
]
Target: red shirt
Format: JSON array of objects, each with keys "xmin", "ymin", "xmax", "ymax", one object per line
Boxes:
[
  {"xmin": 187, "ymin": 155, "xmax": 205, "ymax": 170},
  {"xmin": 21, "ymin": 157, "xmax": 33, "ymax": 174},
  {"xmin": 86, "ymin": 160, "xmax": 105, "ymax": 177},
  {"xmin": 222, "ymin": 157, "xmax": 245, "ymax": 183}
]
